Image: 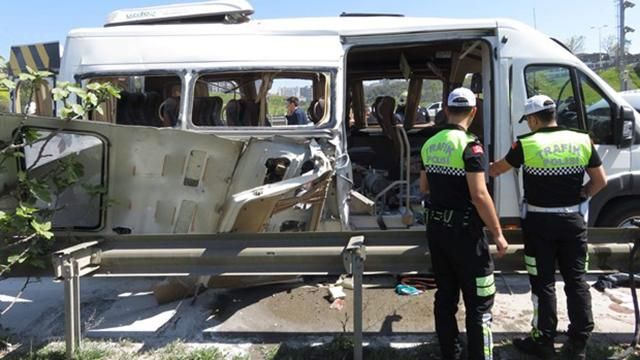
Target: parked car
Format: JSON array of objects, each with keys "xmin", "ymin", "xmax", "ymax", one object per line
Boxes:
[
  {"xmin": 426, "ymin": 101, "xmax": 442, "ymax": 118},
  {"xmin": 620, "ymin": 90, "xmax": 640, "ymax": 112}
]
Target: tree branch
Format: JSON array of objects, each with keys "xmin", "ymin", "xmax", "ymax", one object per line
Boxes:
[
  {"xmin": 0, "ymin": 242, "xmax": 34, "ymax": 278},
  {"xmin": 0, "ymin": 232, "xmax": 37, "ymax": 252},
  {"xmin": 0, "ymin": 276, "xmax": 31, "ymax": 316}
]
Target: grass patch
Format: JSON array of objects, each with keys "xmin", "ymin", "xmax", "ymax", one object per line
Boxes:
[
  {"xmin": 152, "ymin": 340, "xmax": 226, "ymax": 360},
  {"xmin": 597, "ymin": 65, "xmax": 640, "ymax": 91},
  {"xmin": 9, "ymin": 340, "xmax": 115, "ymax": 360},
  {"xmin": 5, "ymin": 339, "xmax": 242, "ymax": 360},
  {"xmin": 262, "ymin": 345, "xmax": 280, "ymax": 360},
  {"xmin": 4, "ymin": 336, "xmax": 638, "ymax": 359}
]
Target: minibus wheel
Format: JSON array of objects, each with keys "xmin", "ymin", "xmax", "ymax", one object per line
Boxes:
[{"xmin": 597, "ymin": 200, "xmax": 640, "ymax": 228}]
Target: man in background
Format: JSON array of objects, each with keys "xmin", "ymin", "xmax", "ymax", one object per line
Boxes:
[{"xmin": 285, "ymin": 96, "xmax": 308, "ymax": 125}]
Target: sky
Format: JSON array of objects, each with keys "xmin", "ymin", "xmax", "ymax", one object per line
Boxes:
[{"xmin": 0, "ymin": 0, "xmax": 638, "ymax": 61}]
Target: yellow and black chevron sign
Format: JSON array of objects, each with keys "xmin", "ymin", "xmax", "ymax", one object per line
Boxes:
[{"xmin": 8, "ymin": 42, "xmax": 60, "ymax": 76}]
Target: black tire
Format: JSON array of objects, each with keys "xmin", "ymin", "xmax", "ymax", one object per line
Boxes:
[{"xmin": 597, "ymin": 200, "xmax": 640, "ymax": 227}]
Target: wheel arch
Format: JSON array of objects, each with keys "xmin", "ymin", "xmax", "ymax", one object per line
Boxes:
[{"xmin": 590, "ymin": 173, "xmax": 640, "ymax": 226}]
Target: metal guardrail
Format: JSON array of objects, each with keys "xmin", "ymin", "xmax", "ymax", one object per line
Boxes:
[{"xmin": 51, "ymin": 228, "xmax": 640, "ymax": 359}]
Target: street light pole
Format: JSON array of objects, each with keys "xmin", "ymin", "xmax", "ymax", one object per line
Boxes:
[
  {"xmin": 591, "ymin": 24, "xmax": 608, "ymax": 68},
  {"xmin": 619, "ymin": 0, "xmax": 636, "ymax": 91}
]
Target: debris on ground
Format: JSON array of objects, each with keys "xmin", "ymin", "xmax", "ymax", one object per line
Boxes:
[
  {"xmin": 398, "ymin": 274, "xmax": 437, "ymax": 291},
  {"xmin": 395, "ymin": 284, "xmax": 423, "ymax": 296},
  {"xmin": 593, "ymin": 273, "xmax": 640, "ymax": 292},
  {"xmin": 0, "ymin": 275, "xmax": 637, "ymax": 359},
  {"xmin": 328, "ymin": 286, "xmax": 346, "ymax": 301},
  {"xmin": 153, "ymin": 277, "xmax": 207, "ymax": 305},
  {"xmin": 330, "ymin": 298, "xmax": 345, "ymax": 311}
]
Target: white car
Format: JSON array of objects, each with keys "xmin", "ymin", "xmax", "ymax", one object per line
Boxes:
[
  {"xmin": 426, "ymin": 101, "xmax": 442, "ymax": 118},
  {"xmin": 620, "ymin": 90, "xmax": 640, "ymax": 112}
]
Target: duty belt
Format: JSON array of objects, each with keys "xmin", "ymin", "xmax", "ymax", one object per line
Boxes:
[
  {"xmin": 425, "ymin": 207, "xmax": 475, "ymax": 227},
  {"xmin": 527, "ymin": 204, "xmax": 580, "ymax": 214}
]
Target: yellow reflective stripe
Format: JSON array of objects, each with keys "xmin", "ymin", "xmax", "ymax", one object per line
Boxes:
[
  {"xmin": 585, "ymin": 252, "xmax": 589, "ymax": 272},
  {"xmin": 482, "ymin": 313, "xmax": 493, "ymax": 360},
  {"xmin": 19, "ymin": 45, "xmax": 37, "ymax": 71},
  {"xmin": 531, "ymin": 293, "xmax": 540, "ymax": 335},
  {"xmin": 35, "ymin": 43, "xmax": 49, "ymax": 68},
  {"xmin": 8, "ymin": 48, "xmax": 21, "ymax": 75},
  {"xmin": 525, "ymin": 255, "xmax": 538, "ymax": 276},
  {"xmin": 477, "ymin": 283, "xmax": 496, "ymax": 297},
  {"xmin": 476, "ymin": 274, "xmax": 496, "ymax": 297},
  {"xmin": 526, "ymin": 265, "xmax": 538, "ymax": 276},
  {"xmin": 476, "ymin": 274, "xmax": 495, "ymax": 287},
  {"xmin": 524, "ymin": 255, "xmax": 536, "ymax": 266}
]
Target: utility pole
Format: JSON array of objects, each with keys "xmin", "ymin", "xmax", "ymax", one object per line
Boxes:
[
  {"xmin": 619, "ymin": 0, "xmax": 635, "ymax": 90},
  {"xmin": 591, "ymin": 24, "xmax": 608, "ymax": 68}
]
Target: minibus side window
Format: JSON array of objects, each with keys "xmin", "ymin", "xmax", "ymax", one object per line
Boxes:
[
  {"xmin": 192, "ymin": 72, "xmax": 329, "ymax": 128},
  {"xmin": 578, "ymin": 72, "xmax": 615, "ymax": 144},
  {"xmin": 525, "ymin": 65, "xmax": 582, "ymax": 129},
  {"xmin": 361, "ymin": 78, "xmax": 443, "ymax": 127},
  {"xmin": 84, "ymin": 75, "xmax": 181, "ymax": 127}
]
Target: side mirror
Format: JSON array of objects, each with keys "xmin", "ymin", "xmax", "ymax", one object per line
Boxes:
[{"xmin": 615, "ymin": 105, "xmax": 635, "ymax": 149}]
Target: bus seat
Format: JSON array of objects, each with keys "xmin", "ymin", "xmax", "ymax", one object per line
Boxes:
[
  {"xmin": 376, "ymin": 96, "xmax": 397, "ymax": 140},
  {"xmin": 243, "ymin": 100, "xmax": 259, "ymax": 126},
  {"xmin": 225, "ymin": 99, "xmax": 242, "ymax": 126},
  {"xmin": 307, "ymin": 98, "xmax": 325, "ymax": 124},
  {"xmin": 193, "ymin": 96, "xmax": 224, "ymax": 126},
  {"xmin": 158, "ymin": 97, "xmax": 179, "ymax": 127},
  {"xmin": 143, "ymin": 91, "xmax": 162, "ymax": 126},
  {"xmin": 116, "ymin": 91, "xmax": 145, "ymax": 125}
]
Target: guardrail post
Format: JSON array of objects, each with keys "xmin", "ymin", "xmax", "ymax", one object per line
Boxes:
[
  {"xmin": 343, "ymin": 235, "xmax": 366, "ymax": 360},
  {"xmin": 63, "ymin": 258, "xmax": 81, "ymax": 358}
]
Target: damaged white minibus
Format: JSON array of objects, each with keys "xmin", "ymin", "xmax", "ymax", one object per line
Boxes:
[{"xmin": 5, "ymin": 0, "xmax": 640, "ymax": 235}]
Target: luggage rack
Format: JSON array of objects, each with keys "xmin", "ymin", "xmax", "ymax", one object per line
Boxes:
[{"xmin": 105, "ymin": 0, "xmax": 254, "ymax": 27}]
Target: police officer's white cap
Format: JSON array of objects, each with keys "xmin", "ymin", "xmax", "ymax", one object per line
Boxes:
[
  {"xmin": 524, "ymin": 95, "xmax": 556, "ymax": 116},
  {"xmin": 447, "ymin": 87, "xmax": 476, "ymax": 107},
  {"xmin": 519, "ymin": 95, "xmax": 556, "ymax": 123}
]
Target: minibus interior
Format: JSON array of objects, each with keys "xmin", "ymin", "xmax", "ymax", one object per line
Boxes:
[{"xmin": 344, "ymin": 39, "xmax": 491, "ymax": 227}]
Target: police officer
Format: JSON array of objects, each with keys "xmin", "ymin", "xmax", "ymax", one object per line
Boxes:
[
  {"xmin": 420, "ymin": 87, "xmax": 508, "ymax": 360},
  {"xmin": 490, "ymin": 95, "xmax": 607, "ymax": 359}
]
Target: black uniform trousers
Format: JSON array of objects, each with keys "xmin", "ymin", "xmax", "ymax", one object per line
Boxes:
[
  {"xmin": 522, "ymin": 212, "xmax": 594, "ymax": 341},
  {"xmin": 428, "ymin": 217, "xmax": 495, "ymax": 360}
]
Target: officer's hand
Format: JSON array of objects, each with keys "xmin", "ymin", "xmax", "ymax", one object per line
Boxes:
[{"xmin": 494, "ymin": 234, "xmax": 509, "ymax": 259}]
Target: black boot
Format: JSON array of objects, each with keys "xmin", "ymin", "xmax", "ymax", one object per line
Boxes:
[
  {"xmin": 560, "ymin": 337, "xmax": 587, "ymax": 360},
  {"xmin": 441, "ymin": 336, "xmax": 464, "ymax": 360},
  {"xmin": 512, "ymin": 335, "xmax": 555, "ymax": 359}
]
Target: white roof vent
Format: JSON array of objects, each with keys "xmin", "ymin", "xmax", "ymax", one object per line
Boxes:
[{"xmin": 105, "ymin": 0, "xmax": 254, "ymax": 27}]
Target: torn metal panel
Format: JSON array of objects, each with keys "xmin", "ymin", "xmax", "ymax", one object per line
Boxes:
[
  {"xmin": 226, "ymin": 137, "xmax": 308, "ymax": 196},
  {"xmin": 107, "ymin": 127, "xmax": 243, "ymax": 234},
  {"xmin": 218, "ymin": 142, "xmax": 333, "ymax": 233},
  {"xmin": 0, "ymin": 113, "xmax": 342, "ymax": 235},
  {"xmin": 0, "ymin": 113, "xmax": 246, "ymax": 234}
]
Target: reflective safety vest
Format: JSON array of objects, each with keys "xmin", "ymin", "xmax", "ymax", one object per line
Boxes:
[
  {"xmin": 421, "ymin": 129, "xmax": 476, "ymax": 177},
  {"xmin": 520, "ymin": 129, "xmax": 592, "ymax": 176}
]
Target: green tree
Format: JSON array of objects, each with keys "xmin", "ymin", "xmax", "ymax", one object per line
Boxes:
[
  {"xmin": 0, "ymin": 68, "xmax": 120, "ymax": 280},
  {"xmin": 0, "ymin": 56, "xmax": 11, "ymax": 112}
]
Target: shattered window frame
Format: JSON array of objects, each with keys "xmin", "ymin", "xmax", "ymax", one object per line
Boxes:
[{"xmin": 187, "ymin": 68, "xmax": 337, "ymax": 131}]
